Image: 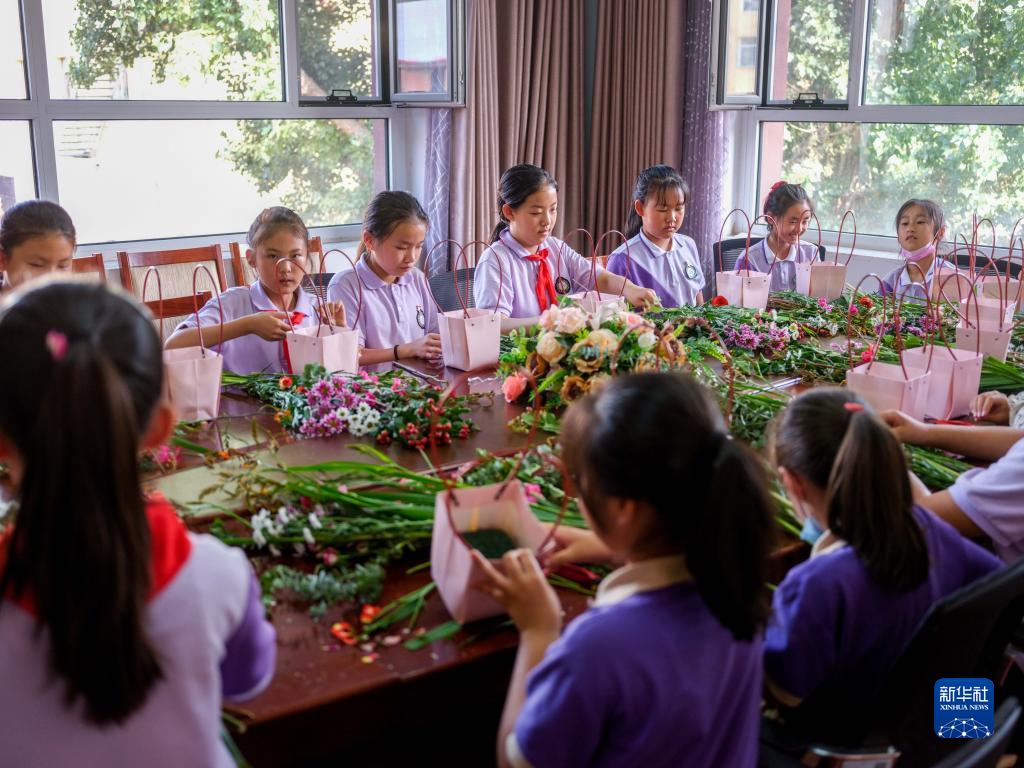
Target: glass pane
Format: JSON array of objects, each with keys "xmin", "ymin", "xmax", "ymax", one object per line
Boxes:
[
  {"xmin": 769, "ymin": 0, "xmax": 852, "ymax": 102},
  {"xmin": 0, "ymin": 122, "xmax": 36, "ymax": 211},
  {"xmin": 0, "ymin": 0, "xmax": 26, "ymax": 98},
  {"xmin": 395, "ymin": 0, "xmax": 449, "ymax": 94},
  {"xmin": 298, "ymin": 0, "xmax": 379, "ymax": 100},
  {"xmin": 866, "ymin": 0, "xmax": 1024, "ymax": 106},
  {"xmin": 723, "ymin": 0, "xmax": 761, "ymax": 98},
  {"xmin": 54, "ymin": 119, "xmax": 387, "ymax": 243},
  {"xmin": 761, "ymin": 121, "xmax": 1024, "ymax": 240},
  {"xmin": 43, "ymin": 0, "xmax": 282, "ymax": 101}
]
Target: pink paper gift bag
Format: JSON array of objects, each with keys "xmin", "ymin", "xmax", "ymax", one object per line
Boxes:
[
  {"xmin": 715, "ymin": 209, "xmax": 772, "ymax": 309},
  {"xmin": 563, "ymin": 228, "xmax": 632, "ymax": 314},
  {"xmin": 795, "ymin": 211, "xmax": 853, "ymax": 300},
  {"xmin": 954, "ymin": 269, "xmax": 1015, "ymax": 362},
  {"xmin": 433, "ymin": 241, "xmax": 502, "ymax": 371}
]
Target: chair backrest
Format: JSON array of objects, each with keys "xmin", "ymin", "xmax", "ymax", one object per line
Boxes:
[
  {"xmin": 427, "ymin": 267, "xmax": 476, "ymax": 314},
  {"xmin": 713, "ymin": 236, "xmax": 764, "ymax": 273},
  {"xmin": 951, "ymin": 249, "xmax": 1022, "ymax": 279},
  {"xmin": 143, "ymin": 292, "xmax": 213, "ymax": 322},
  {"xmin": 73, "ymin": 254, "xmax": 108, "ymax": 282},
  {"xmin": 301, "ymin": 273, "xmax": 335, "ymax": 303},
  {"xmin": 931, "ymin": 697, "xmax": 1021, "ymax": 768},
  {"xmin": 230, "ymin": 237, "xmax": 327, "ymax": 287}
]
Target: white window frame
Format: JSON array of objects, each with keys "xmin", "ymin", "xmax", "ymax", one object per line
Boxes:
[
  {"xmin": 0, "ymin": 0, "xmax": 443, "ymax": 254},
  {"xmin": 724, "ymin": 0, "xmax": 1024, "ymax": 260}
]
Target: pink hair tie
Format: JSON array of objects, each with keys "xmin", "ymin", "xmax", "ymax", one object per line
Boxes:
[
  {"xmin": 45, "ymin": 330, "xmax": 68, "ymax": 362},
  {"xmin": 843, "ymin": 401, "xmax": 864, "ymax": 413}
]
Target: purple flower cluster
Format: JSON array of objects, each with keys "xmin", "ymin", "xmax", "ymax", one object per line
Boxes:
[
  {"xmin": 722, "ymin": 323, "xmax": 792, "ymax": 357},
  {"xmin": 298, "ymin": 372, "xmax": 383, "ymax": 438}
]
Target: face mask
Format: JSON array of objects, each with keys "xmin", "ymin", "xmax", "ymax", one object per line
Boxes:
[
  {"xmin": 800, "ymin": 515, "xmax": 826, "ymax": 545},
  {"xmin": 900, "ymin": 241, "xmax": 936, "ymax": 263}
]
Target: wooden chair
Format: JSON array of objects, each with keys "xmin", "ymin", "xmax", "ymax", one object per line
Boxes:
[
  {"xmin": 118, "ymin": 245, "xmax": 226, "ymax": 341},
  {"xmin": 230, "ymin": 235, "xmax": 325, "ymax": 287},
  {"xmin": 72, "ymin": 254, "xmax": 108, "ymax": 282}
]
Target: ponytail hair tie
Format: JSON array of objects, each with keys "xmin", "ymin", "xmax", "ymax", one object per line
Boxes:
[
  {"xmin": 769, "ymin": 180, "xmax": 788, "ymax": 194},
  {"xmin": 45, "ymin": 330, "xmax": 68, "ymax": 362},
  {"xmin": 843, "ymin": 401, "xmax": 864, "ymax": 413}
]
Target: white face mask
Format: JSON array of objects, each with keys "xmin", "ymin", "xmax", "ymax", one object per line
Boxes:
[{"xmin": 900, "ymin": 241, "xmax": 936, "ymax": 263}]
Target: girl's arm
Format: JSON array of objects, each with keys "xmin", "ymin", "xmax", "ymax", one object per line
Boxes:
[
  {"xmin": 501, "ymin": 314, "xmax": 541, "ymax": 333},
  {"xmin": 694, "ymin": 290, "xmax": 705, "ymax": 306},
  {"xmin": 358, "ymin": 334, "xmax": 444, "ymax": 365},
  {"xmin": 165, "ymin": 313, "xmax": 290, "ymax": 350},
  {"xmin": 881, "ymin": 410, "xmax": 1024, "ymax": 461},
  {"xmin": 596, "ymin": 270, "xmax": 657, "ymax": 309}
]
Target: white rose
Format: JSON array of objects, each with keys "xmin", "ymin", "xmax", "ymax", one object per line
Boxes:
[
  {"xmin": 536, "ymin": 331, "xmax": 567, "ymax": 364},
  {"xmin": 637, "ymin": 331, "xmax": 657, "ymax": 350},
  {"xmin": 555, "ymin": 307, "xmax": 586, "ymax": 335}
]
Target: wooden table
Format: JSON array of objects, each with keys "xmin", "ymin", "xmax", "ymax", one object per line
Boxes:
[{"xmin": 153, "ymin": 361, "xmax": 807, "ymax": 767}]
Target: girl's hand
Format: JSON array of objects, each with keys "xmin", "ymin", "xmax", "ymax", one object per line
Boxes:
[
  {"xmin": 406, "ymin": 332, "xmax": 443, "ymax": 360},
  {"xmin": 472, "ymin": 549, "xmax": 562, "ymax": 637},
  {"xmin": 879, "ymin": 409, "xmax": 932, "ymax": 446},
  {"xmin": 538, "ymin": 525, "xmax": 614, "ymax": 569},
  {"xmin": 247, "ymin": 311, "xmax": 292, "ymax": 341},
  {"xmin": 971, "ymin": 391, "xmax": 1010, "ymax": 425},
  {"xmin": 321, "ymin": 301, "xmax": 347, "ymax": 328},
  {"xmin": 624, "ymin": 284, "xmax": 657, "ymax": 310}
]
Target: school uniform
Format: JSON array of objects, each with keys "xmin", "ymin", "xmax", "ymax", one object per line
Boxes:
[
  {"xmin": 326, "ymin": 257, "xmax": 438, "ymax": 349},
  {"xmin": 736, "ymin": 239, "xmax": 818, "ymax": 293},
  {"xmin": 171, "ymin": 281, "xmax": 318, "ymax": 374},
  {"xmin": 508, "ymin": 555, "xmax": 762, "ymax": 768},
  {"xmin": 0, "ymin": 496, "xmax": 276, "ymax": 768},
  {"xmin": 606, "ymin": 231, "xmax": 704, "ymax": 307},
  {"xmin": 473, "ymin": 229, "xmax": 600, "ymax": 318},
  {"xmin": 948, "ymin": 437, "xmax": 1024, "ymax": 564},
  {"xmin": 879, "ymin": 257, "xmax": 959, "ymax": 303},
  {"xmin": 764, "ymin": 506, "xmax": 1001, "ymax": 739}
]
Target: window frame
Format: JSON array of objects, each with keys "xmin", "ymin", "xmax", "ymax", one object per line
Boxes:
[
  {"xmin": 722, "ymin": 0, "xmax": 1024, "ymax": 256},
  {"xmin": 0, "ymin": 0, "xmax": 458, "ymax": 249}
]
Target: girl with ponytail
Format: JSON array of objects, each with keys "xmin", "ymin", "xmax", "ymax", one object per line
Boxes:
[
  {"xmin": 738, "ymin": 180, "xmax": 818, "ymax": 292},
  {"xmin": 0, "ymin": 280, "xmax": 275, "ymax": 767},
  {"xmin": 474, "ymin": 372, "xmax": 773, "ymax": 768},
  {"xmin": 765, "ymin": 388, "xmax": 1000, "ymax": 738}
]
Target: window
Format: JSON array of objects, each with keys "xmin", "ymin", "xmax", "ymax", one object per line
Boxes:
[
  {"xmin": 726, "ymin": 0, "xmax": 1024, "ymax": 242},
  {"xmin": 738, "ymin": 38, "xmax": 758, "ymax": 68},
  {"xmin": 298, "ymin": 0, "xmax": 380, "ymax": 101},
  {"xmin": 394, "ymin": 0, "xmax": 452, "ymax": 97},
  {"xmin": 0, "ymin": 0, "xmax": 26, "ymax": 99},
  {"xmin": 0, "ymin": 122, "xmax": 35, "ymax": 210},
  {"xmin": 716, "ymin": 0, "xmax": 764, "ymax": 102}
]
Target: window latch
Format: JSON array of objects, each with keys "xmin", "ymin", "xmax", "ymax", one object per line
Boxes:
[
  {"xmin": 792, "ymin": 92, "xmax": 824, "ymax": 108},
  {"xmin": 326, "ymin": 89, "xmax": 358, "ymax": 104}
]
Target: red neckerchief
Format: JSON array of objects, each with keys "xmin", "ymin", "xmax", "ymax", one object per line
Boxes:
[
  {"xmin": 0, "ymin": 494, "xmax": 192, "ymax": 616},
  {"xmin": 260, "ymin": 309, "xmax": 306, "ymax": 374},
  {"xmin": 523, "ymin": 248, "xmax": 558, "ymax": 311}
]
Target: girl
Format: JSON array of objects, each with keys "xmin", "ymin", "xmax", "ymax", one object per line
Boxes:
[
  {"xmin": 882, "ymin": 409, "xmax": 1024, "ymax": 564},
  {"xmin": 737, "ymin": 181, "xmax": 818, "ymax": 293},
  {"xmin": 474, "ymin": 373, "xmax": 774, "ymax": 768},
  {"xmin": 766, "ymin": 389, "xmax": 1001, "ymax": 741},
  {"xmin": 0, "ymin": 281, "xmax": 275, "ymax": 766},
  {"xmin": 0, "ymin": 200, "xmax": 76, "ymax": 291},
  {"xmin": 473, "ymin": 164, "xmax": 657, "ymax": 332},
  {"xmin": 880, "ymin": 199, "xmax": 958, "ymax": 302},
  {"xmin": 326, "ymin": 191, "xmax": 441, "ymax": 365},
  {"xmin": 166, "ymin": 206, "xmax": 346, "ymax": 374},
  {"xmin": 606, "ymin": 165, "xmax": 705, "ymax": 307}
]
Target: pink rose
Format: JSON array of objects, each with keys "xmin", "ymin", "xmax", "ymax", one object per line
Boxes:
[
  {"xmin": 502, "ymin": 372, "xmax": 528, "ymax": 403},
  {"xmin": 538, "ymin": 306, "xmax": 560, "ymax": 331},
  {"xmin": 618, "ymin": 311, "xmax": 643, "ymax": 327},
  {"xmin": 555, "ymin": 306, "xmax": 586, "ymax": 335}
]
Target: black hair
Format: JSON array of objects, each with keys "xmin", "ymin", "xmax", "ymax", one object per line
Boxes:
[
  {"xmin": 763, "ymin": 182, "xmax": 812, "ymax": 231},
  {"xmin": 0, "ymin": 280, "xmax": 165, "ymax": 724},
  {"xmin": 895, "ymin": 199, "xmax": 945, "ymax": 236},
  {"xmin": 0, "ymin": 200, "xmax": 77, "ymax": 253},
  {"xmin": 490, "ymin": 164, "xmax": 558, "ymax": 243},
  {"xmin": 357, "ymin": 190, "xmax": 429, "ymax": 257},
  {"xmin": 562, "ymin": 372, "xmax": 774, "ymax": 641},
  {"xmin": 246, "ymin": 206, "xmax": 310, "ymax": 250},
  {"xmin": 771, "ymin": 388, "xmax": 928, "ymax": 592},
  {"xmin": 625, "ymin": 164, "xmax": 691, "ymax": 238}
]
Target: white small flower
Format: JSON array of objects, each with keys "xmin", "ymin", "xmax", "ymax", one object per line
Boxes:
[
  {"xmin": 253, "ymin": 528, "xmax": 267, "ymax": 547},
  {"xmin": 637, "ymin": 331, "xmax": 657, "ymax": 350},
  {"xmin": 771, "ymin": 309, "xmax": 779, "ymax": 321},
  {"xmin": 308, "ymin": 512, "xmax": 323, "ymax": 530},
  {"xmin": 303, "ymin": 526, "xmax": 316, "ymax": 546},
  {"xmin": 269, "ymin": 545, "xmax": 281, "ymax": 557},
  {"xmin": 277, "ymin": 506, "xmax": 291, "ymax": 525}
]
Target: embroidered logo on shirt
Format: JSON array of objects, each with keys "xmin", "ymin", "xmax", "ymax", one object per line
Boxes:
[
  {"xmin": 935, "ymin": 679, "xmax": 995, "ymax": 739},
  {"xmin": 685, "ymin": 263, "xmax": 700, "ymax": 281},
  {"xmin": 554, "ymin": 276, "xmax": 571, "ymax": 295},
  {"xmin": 416, "ymin": 305, "xmax": 426, "ymax": 329}
]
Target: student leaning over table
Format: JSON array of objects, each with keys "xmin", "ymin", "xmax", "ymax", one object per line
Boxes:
[
  {"xmin": 762, "ymin": 389, "xmax": 1000, "ymax": 744},
  {"xmin": 474, "ymin": 373, "xmax": 773, "ymax": 768},
  {"xmin": 165, "ymin": 206, "xmax": 347, "ymax": 374},
  {"xmin": 473, "ymin": 163, "xmax": 657, "ymax": 333},
  {"xmin": 0, "ymin": 281, "xmax": 275, "ymax": 768},
  {"xmin": 0, "ymin": 200, "xmax": 77, "ymax": 292},
  {"xmin": 882, "ymin": 409, "xmax": 1024, "ymax": 564}
]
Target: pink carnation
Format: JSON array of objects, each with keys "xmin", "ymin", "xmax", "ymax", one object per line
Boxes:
[
  {"xmin": 523, "ymin": 482, "xmax": 543, "ymax": 504},
  {"xmin": 502, "ymin": 372, "xmax": 528, "ymax": 403}
]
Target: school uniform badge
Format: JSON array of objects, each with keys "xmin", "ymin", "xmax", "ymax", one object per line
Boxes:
[
  {"xmin": 416, "ymin": 305, "xmax": 426, "ymax": 329},
  {"xmin": 685, "ymin": 263, "xmax": 700, "ymax": 281},
  {"xmin": 555, "ymin": 276, "xmax": 571, "ymax": 295}
]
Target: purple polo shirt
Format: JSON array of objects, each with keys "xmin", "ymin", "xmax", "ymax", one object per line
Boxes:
[
  {"xmin": 949, "ymin": 437, "xmax": 1024, "ymax": 563},
  {"xmin": 879, "ymin": 257, "xmax": 959, "ymax": 302},
  {"xmin": 171, "ymin": 281, "xmax": 318, "ymax": 374},
  {"xmin": 326, "ymin": 257, "xmax": 438, "ymax": 349},
  {"xmin": 473, "ymin": 229, "xmax": 601, "ymax": 318},
  {"xmin": 736, "ymin": 239, "xmax": 818, "ymax": 292},
  {"xmin": 607, "ymin": 231, "xmax": 705, "ymax": 307},
  {"xmin": 512, "ymin": 556, "xmax": 762, "ymax": 768},
  {"xmin": 765, "ymin": 506, "xmax": 1001, "ymax": 704}
]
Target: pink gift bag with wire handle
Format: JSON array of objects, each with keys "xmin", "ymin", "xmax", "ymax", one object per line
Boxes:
[
  {"xmin": 845, "ymin": 275, "xmax": 932, "ymax": 420},
  {"xmin": 978, "ymin": 229, "xmax": 1024, "ymax": 313},
  {"xmin": 716, "ymin": 209, "xmax": 771, "ymax": 309},
  {"xmin": 146, "ymin": 266, "xmax": 225, "ymax": 422},
  {"xmin": 433, "ymin": 241, "xmax": 501, "ymax": 371},
  {"xmin": 562, "ymin": 229, "xmax": 629, "ymax": 314},
  {"xmin": 902, "ymin": 273, "xmax": 983, "ymax": 419},
  {"xmin": 283, "ymin": 250, "xmax": 360, "ymax": 374},
  {"xmin": 955, "ymin": 268, "xmax": 1015, "ymax": 362},
  {"xmin": 795, "ymin": 211, "xmax": 853, "ymax": 300}
]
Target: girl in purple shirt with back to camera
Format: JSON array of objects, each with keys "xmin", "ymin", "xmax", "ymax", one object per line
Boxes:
[
  {"xmin": 473, "ymin": 373, "xmax": 775, "ymax": 768},
  {"xmin": 766, "ymin": 388, "xmax": 1001, "ymax": 744}
]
